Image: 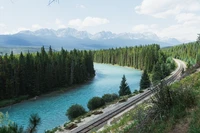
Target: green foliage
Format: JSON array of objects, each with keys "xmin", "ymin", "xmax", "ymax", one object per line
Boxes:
[
  {"xmin": 0, "ymin": 123, "xmax": 24, "ymax": 133},
  {"xmin": 152, "ymin": 62, "xmax": 162, "ymax": 82},
  {"xmin": 140, "ymin": 69, "xmax": 150, "ymax": 90},
  {"xmin": 87, "ymin": 97, "xmax": 105, "ymax": 110},
  {"xmin": 0, "ymin": 46, "xmax": 95, "ymax": 102},
  {"xmin": 189, "ymin": 104, "xmax": 200, "ymax": 133},
  {"xmin": 111, "ymin": 93, "xmax": 119, "ymax": 101},
  {"xmin": 94, "ymin": 44, "xmax": 160, "ymax": 72},
  {"xmin": 0, "ymin": 112, "xmax": 10, "ymax": 126},
  {"xmin": 139, "ymin": 90, "xmax": 144, "ymax": 93},
  {"xmin": 102, "ymin": 93, "xmax": 119, "ymax": 103},
  {"xmin": 0, "ymin": 113, "xmax": 41, "ymax": 133},
  {"xmin": 133, "ymin": 90, "xmax": 139, "ymax": 94},
  {"xmin": 94, "ymin": 44, "xmax": 174, "ymax": 86},
  {"xmin": 197, "ymin": 34, "xmax": 200, "ymax": 42},
  {"xmin": 66, "ymin": 104, "xmax": 86, "ymax": 120},
  {"xmin": 163, "ymin": 41, "xmax": 200, "ymax": 65},
  {"xmin": 196, "ymin": 53, "xmax": 200, "ymax": 67},
  {"xmin": 0, "ymin": 95, "xmax": 29, "ymax": 108},
  {"xmin": 151, "ymin": 56, "xmax": 175, "ymax": 84},
  {"xmin": 119, "ymin": 75, "xmax": 131, "ymax": 96},
  {"xmin": 28, "ymin": 113, "xmax": 41, "ymax": 133}
]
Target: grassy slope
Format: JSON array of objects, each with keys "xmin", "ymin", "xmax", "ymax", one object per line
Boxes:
[{"xmin": 99, "ymin": 71, "xmax": 200, "ymax": 133}]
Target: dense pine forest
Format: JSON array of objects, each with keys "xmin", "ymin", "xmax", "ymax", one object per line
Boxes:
[
  {"xmin": 94, "ymin": 44, "xmax": 175, "ymax": 81},
  {"xmin": 0, "ymin": 46, "xmax": 95, "ymax": 101},
  {"xmin": 163, "ymin": 41, "xmax": 200, "ymax": 65}
]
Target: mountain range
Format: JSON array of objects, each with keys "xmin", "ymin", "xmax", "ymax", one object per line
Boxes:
[{"xmin": 0, "ymin": 28, "xmax": 181, "ymax": 50}]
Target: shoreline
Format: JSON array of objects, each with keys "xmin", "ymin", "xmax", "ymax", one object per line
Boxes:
[
  {"xmin": 94, "ymin": 62, "xmax": 143, "ymax": 71},
  {"xmin": 0, "ymin": 76, "xmax": 95, "ymax": 109},
  {"xmin": 0, "ymin": 63, "xmax": 140, "ymax": 109}
]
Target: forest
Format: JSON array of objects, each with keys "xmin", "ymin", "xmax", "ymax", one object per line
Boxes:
[
  {"xmin": 0, "ymin": 46, "xmax": 95, "ymax": 101},
  {"xmin": 93, "ymin": 44, "xmax": 175, "ymax": 82},
  {"xmin": 163, "ymin": 41, "xmax": 200, "ymax": 65}
]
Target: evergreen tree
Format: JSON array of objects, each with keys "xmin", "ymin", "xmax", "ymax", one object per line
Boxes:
[
  {"xmin": 140, "ymin": 69, "xmax": 150, "ymax": 90},
  {"xmin": 152, "ymin": 62, "xmax": 163, "ymax": 83},
  {"xmin": 27, "ymin": 114, "xmax": 41, "ymax": 133},
  {"xmin": 197, "ymin": 34, "xmax": 200, "ymax": 42},
  {"xmin": 119, "ymin": 75, "xmax": 131, "ymax": 96},
  {"xmin": 0, "ymin": 47, "xmax": 95, "ymax": 101}
]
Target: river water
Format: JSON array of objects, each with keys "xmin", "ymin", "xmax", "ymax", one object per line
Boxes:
[{"xmin": 0, "ymin": 63, "xmax": 142, "ymax": 133}]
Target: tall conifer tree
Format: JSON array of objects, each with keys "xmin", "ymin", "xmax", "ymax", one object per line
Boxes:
[{"xmin": 119, "ymin": 75, "xmax": 131, "ymax": 96}]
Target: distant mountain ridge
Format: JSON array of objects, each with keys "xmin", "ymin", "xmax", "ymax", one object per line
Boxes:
[{"xmin": 0, "ymin": 28, "xmax": 181, "ymax": 50}]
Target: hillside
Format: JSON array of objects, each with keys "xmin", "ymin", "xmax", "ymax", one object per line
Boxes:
[
  {"xmin": 162, "ymin": 41, "xmax": 200, "ymax": 65},
  {"xmin": 99, "ymin": 66, "xmax": 200, "ymax": 133}
]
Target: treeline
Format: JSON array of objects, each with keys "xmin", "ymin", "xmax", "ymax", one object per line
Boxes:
[
  {"xmin": 94, "ymin": 44, "xmax": 175, "ymax": 79},
  {"xmin": 94, "ymin": 44, "xmax": 160, "ymax": 72},
  {"xmin": 0, "ymin": 47, "xmax": 95, "ymax": 100},
  {"xmin": 163, "ymin": 41, "xmax": 200, "ymax": 65}
]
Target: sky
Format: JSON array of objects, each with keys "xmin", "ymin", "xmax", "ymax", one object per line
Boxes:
[{"xmin": 0, "ymin": 0, "xmax": 200, "ymax": 42}]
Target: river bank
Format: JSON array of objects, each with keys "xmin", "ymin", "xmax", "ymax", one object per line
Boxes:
[
  {"xmin": 0, "ymin": 76, "xmax": 95, "ymax": 109},
  {"xmin": 0, "ymin": 63, "xmax": 142, "ymax": 133}
]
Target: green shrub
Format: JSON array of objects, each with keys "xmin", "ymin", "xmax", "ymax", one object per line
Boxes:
[
  {"xmin": 102, "ymin": 94, "xmax": 113, "ymax": 103},
  {"xmin": 111, "ymin": 93, "xmax": 119, "ymax": 100},
  {"xmin": 102, "ymin": 93, "xmax": 119, "ymax": 103},
  {"xmin": 133, "ymin": 90, "xmax": 139, "ymax": 94},
  {"xmin": 87, "ymin": 97, "xmax": 105, "ymax": 110},
  {"xmin": 139, "ymin": 90, "xmax": 144, "ymax": 93},
  {"xmin": 66, "ymin": 104, "xmax": 86, "ymax": 120}
]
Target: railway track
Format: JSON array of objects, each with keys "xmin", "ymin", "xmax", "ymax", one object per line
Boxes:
[{"xmin": 71, "ymin": 59, "xmax": 185, "ymax": 133}]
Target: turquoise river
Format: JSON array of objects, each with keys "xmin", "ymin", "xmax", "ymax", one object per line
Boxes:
[{"xmin": 0, "ymin": 63, "xmax": 142, "ymax": 133}]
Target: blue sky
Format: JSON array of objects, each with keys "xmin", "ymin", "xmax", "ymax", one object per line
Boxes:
[{"xmin": 0, "ymin": 0, "xmax": 200, "ymax": 42}]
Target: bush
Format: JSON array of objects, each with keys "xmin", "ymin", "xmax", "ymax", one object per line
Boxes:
[
  {"xmin": 152, "ymin": 83, "xmax": 196, "ymax": 118},
  {"xmin": 87, "ymin": 97, "xmax": 105, "ymax": 110},
  {"xmin": 102, "ymin": 93, "xmax": 119, "ymax": 103},
  {"xmin": 111, "ymin": 93, "xmax": 119, "ymax": 100},
  {"xmin": 133, "ymin": 90, "xmax": 139, "ymax": 94},
  {"xmin": 139, "ymin": 90, "xmax": 144, "ymax": 93},
  {"xmin": 66, "ymin": 104, "xmax": 86, "ymax": 120}
]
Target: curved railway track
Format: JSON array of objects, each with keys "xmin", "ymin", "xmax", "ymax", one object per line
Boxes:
[{"xmin": 71, "ymin": 59, "xmax": 185, "ymax": 133}]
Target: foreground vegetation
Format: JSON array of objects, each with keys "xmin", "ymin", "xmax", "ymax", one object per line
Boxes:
[
  {"xmin": 0, "ymin": 46, "xmax": 95, "ymax": 106},
  {"xmin": 0, "ymin": 113, "xmax": 41, "ymax": 133},
  {"xmin": 99, "ymin": 69, "xmax": 200, "ymax": 133}
]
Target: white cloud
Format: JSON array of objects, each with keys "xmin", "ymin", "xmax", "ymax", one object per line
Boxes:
[
  {"xmin": 58, "ymin": 24, "xmax": 66, "ymax": 28},
  {"xmin": 68, "ymin": 17, "xmax": 109, "ymax": 28},
  {"xmin": 0, "ymin": 23, "xmax": 7, "ymax": 34},
  {"xmin": 132, "ymin": 24, "xmax": 158, "ymax": 33},
  {"xmin": 159, "ymin": 24, "xmax": 199, "ymax": 41},
  {"xmin": 82, "ymin": 17, "xmax": 109, "ymax": 27},
  {"xmin": 16, "ymin": 27, "xmax": 30, "ymax": 32},
  {"xmin": 175, "ymin": 13, "xmax": 200, "ymax": 24},
  {"xmin": 55, "ymin": 18, "xmax": 61, "ymax": 25},
  {"xmin": 0, "ymin": 6, "xmax": 4, "ymax": 10},
  {"xmin": 68, "ymin": 19, "xmax": 82, "ymax": 27},
  {"xmin": 0, "ymin": 23, "xmax": 6, "ymax": 28},
  {"xmin": 76, "ymin": 4, "xmax": 86, "ymax": 9},
  {"xmin": 32, "ymin": 24, "xmax": 42, "ymax": 30},
  {"xmin": 132, "ymin": 22, "xmax": 200, "ymax": 41},
  {"xmin": 55, "ymin": 18, "xmax": 67, "ymax": 29},
  {"xmin": 134, "ymin": 0, "xmax": 200, "ymax": 41},
  {"xmin": 135, "ymin": 0, "xmax": 200, "ymax": 18}
]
